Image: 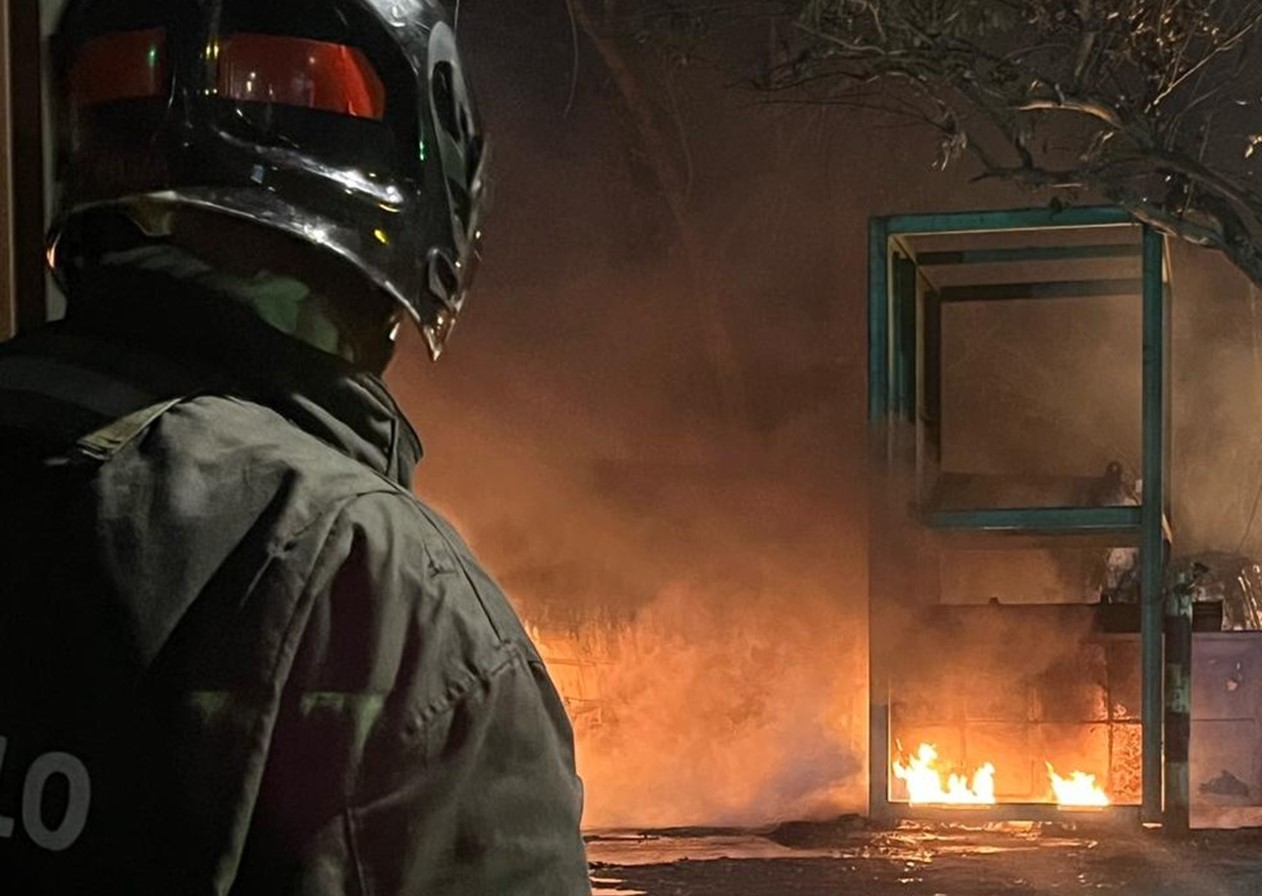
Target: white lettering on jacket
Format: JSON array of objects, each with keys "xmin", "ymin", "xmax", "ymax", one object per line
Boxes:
[{"xmin": 0, "ymin": 736, "xmax": 92, "ymax": 852}]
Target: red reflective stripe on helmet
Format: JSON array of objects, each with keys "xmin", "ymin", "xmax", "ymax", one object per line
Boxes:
[
  {"xmin": 217, "ymin": 34, "xmax": 386, "ymax": 121},
  {"xmin": 69, "ymin": 28, "xmax": 168, "ymax": 108}
]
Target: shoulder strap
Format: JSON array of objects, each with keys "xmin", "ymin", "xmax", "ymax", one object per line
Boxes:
[
  {"xmin": 73, "ymin": 397, "xmax": 187, "ymax": 464},
  {"xmin": 0, "ymin": 352, "xmax": 188, "ymax": 467}
]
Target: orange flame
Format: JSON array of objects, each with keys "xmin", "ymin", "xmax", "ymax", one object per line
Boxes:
[
  {"xmin": 1046, "ymin": 762, "xmax": 1110, "ymax": 808},
  {"xmin": 894, "ymin": 743, "xmax": 1112, "ymax": 809},
  {"xmin": 892, "ymin": 742, "xmax": 996, "ymax": 805}
]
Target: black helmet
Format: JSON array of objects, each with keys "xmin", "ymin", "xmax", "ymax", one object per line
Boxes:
[{"xmin": 47, "ymin": 0, "xmax": 487, "ymax": 359}]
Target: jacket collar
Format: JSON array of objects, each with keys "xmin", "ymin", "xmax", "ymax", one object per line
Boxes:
[{"xmin": 62, "ymin": 257, "xmax": 423, "ymax": 489}]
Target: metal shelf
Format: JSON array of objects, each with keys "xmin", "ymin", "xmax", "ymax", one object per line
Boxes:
[{"xmin": 926, "ymin": 506, "xmax": 1142, "ymax": 533}]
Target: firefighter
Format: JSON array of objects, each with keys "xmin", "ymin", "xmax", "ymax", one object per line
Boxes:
[{"xmin": 0, "ymin": 1, "xmax": 591, "ymax": 893}]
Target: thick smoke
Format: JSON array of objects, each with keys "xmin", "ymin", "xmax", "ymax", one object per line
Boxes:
[
  {"xmin": 1169, "ymin": 246, "xmax": 1262, "ymax": 557},
  {"xmin": 389, "ymin": 270, "xmax": 870, "ymax": 825},
  {"xmin": 383, "ymin": 1, "xmax": 882, "ymax": 827},
  {"xmin": 381, "ymin": 0, "xmax": 1262, "ymax": 828}
]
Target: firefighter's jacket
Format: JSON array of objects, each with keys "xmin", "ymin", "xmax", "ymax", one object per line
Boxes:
[{"xmin": 0, "ymin": 267, "xmax": 591, "ymax": 894}]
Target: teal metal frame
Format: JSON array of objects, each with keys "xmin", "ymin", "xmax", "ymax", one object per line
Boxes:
[{"xmin": 868, "ymin": 205, "xmax": 1169, "ymax": 825}]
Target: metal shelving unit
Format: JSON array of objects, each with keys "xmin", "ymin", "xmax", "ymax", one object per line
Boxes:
[{"xmin": 867, "ymin": 206, "xmax": 1171, "ymax": 825}]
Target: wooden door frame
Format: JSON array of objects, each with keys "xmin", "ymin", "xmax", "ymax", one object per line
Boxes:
[{"xmin": 4, "ymin": 0, "xmax": 46, "ymax": 337}]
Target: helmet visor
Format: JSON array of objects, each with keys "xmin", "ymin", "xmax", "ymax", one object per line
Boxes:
[
  {"xmin": 216, "ymin": 34, "xmax": 386, "ymax": 121},
  {"xmin": 68, "ymin": 28, "xmax": 169, "ymax": 110}
]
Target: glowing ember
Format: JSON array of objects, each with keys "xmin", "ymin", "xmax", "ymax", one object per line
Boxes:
[
  {"xmin": 893, "ymin": 742, "xmax": 996, "ymax": 805},
  {"xmin": 1046, "ymin": 762, "xmax": 1110, "ymax": 808}
]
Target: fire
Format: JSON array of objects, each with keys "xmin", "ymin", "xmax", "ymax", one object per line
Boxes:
[
  {"xmin": 893, "ymin": 742, "xmax": 996, "ymax": 805},
  {"xmin": 894, "ymin": 743, "xmax": 1112, "ymax": 808},
  {"xmin": 1046, "ymin": 762, "xmax": 1110, "ymax": 807}
]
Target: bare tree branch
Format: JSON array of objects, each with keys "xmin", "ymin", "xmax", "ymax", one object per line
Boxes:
[{"xmin": 764, "ymin": 0, "xmax": 1262, "ymax": 290}]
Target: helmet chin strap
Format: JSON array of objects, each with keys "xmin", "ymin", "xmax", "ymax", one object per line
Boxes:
[
  {"xmin": 95, "ymin": 239, "xmax": 399, "ymax": 371},
  {"xmin": 214, "ymin": 267, "xmax": 401, "ymax": 373},
  {"xmin": 232, "ymin": 271, "xmax": 346, "ymax": 361},
  {"xmin": 148, "ymin": 205, "xmax": 404, "ymax": 372},
  {"xmin": 193, "ymin": 263, "xmax": 399, "ymax": 372}
]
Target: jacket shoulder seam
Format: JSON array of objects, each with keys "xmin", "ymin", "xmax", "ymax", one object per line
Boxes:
[
  {"xmin": 193, "ymin": 393, "xmax": 414, "ymax": 495},
  {"xmin": 411, "ymin": 640, "xmax": 526, "ymax": 732}
]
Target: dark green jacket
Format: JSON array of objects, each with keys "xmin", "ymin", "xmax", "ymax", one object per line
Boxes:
[{"xmin": 0, "ymin": 268, "xmax": 590, "ymax": 894}]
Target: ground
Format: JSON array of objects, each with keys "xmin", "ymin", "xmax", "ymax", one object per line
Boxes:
[{"xmin": 586, "ymin": 818, "xmax": 1262, "ymax": 895}]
